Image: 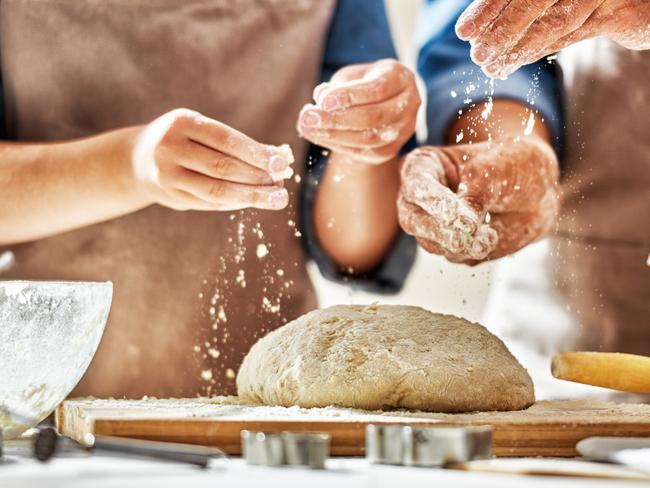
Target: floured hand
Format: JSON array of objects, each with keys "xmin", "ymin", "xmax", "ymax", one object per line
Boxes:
[
  {"xmin": 297, "ymin": 59, "xmax": 420, "ymax": 164},
  {"xmin": 456, "ymin": 0, "xmax": 650, "ymax": 78},
  {"xmin": 398, "ymin": 137, "xmax": 560, "ymax": 264},
  {"xmin": 132, "ymin": 109, "xmax": 293, "ymax": 212}
]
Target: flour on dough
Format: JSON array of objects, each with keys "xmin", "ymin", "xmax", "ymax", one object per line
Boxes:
[{"xmin": 237, "ymin": 304, "xmax": 534, "ymax": 412}]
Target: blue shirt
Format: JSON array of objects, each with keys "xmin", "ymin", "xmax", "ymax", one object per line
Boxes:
[{"xmin": 301, "ymin": 0, "xmax": 564, "ymax": 293}]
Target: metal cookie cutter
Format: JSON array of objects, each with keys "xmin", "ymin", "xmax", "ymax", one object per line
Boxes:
[
  {"xmin": 366, "ymin": 424, "xmax": 492, "ymax": 467},
  {"xmin": 241, "ymin": 431, "xmax": 330, "ymax": 469}
]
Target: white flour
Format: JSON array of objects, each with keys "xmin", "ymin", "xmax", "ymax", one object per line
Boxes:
[{"xmin": 61, "ymin": 397, "xmax": 650, "ymax": 425}]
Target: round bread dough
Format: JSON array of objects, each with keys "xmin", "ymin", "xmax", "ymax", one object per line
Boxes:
[{"xmin": 237, "ymin": 304, "xmax": 534, "ymax": 412}]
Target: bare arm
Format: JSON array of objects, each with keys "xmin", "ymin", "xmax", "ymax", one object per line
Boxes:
[
  {"xmin": 0, "ymin": 127, "xmax": 146, "ymax": 244},
  {"xmin": 298, "ymin": 60, "xmax": 420, "ymax": 273},
  {"xmin": 313, "ymin": 153, "xmax": 400, "ymax": 272},
  {"xmin": 0, "ymin": 109, "xmax": 293, "ymax": 246},
  {"xmin": 446, "ymin": 98, "xmax": 551, "ymax": 146}
]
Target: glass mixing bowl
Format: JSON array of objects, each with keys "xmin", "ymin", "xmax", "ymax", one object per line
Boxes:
[{"xmin": 0, "ymin": 281, "xmax": 112, "ymax": 439}]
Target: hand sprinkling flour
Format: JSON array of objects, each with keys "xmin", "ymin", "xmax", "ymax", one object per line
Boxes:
[
  {"xmin": 456, "ymin": 0, "xmax": 650, "ymax": 78},
  {"xmin": 398, "ymin": 137, "xmax": 560, "ymax": 264},
  {"xmin": 132, "ymin": 108, "xmax": 293, "ymax": 211},
  {"xmin": 297, "ymin": 59, "xmax": 420, "ymax": 165}
]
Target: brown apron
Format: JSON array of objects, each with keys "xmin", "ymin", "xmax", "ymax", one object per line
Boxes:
[
  {"xmin": 554, "ymin": 40, "xmax": 650, "ymax": 354},
  {"xmin": 0, "ymin": 0, "xmax": 335, "ymax": 397}
]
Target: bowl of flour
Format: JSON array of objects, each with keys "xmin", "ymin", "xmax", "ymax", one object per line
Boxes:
[{"xmin": 0, "ymin": 281, "xmax": 112, "ymax": 439}]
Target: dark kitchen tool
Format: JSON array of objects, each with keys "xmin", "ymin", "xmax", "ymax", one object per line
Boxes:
[{"xmin": 34, "ymin": 426, "xmax": 225, "ymax": 468}]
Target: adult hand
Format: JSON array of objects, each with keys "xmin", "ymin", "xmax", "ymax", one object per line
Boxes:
[
  {"xmin": 456, "ymin": 0, "xmax": 650, "ymax": 78},
  {"xmin": 297, "ymin": 59, "xmax": 420, "ymax": 164},
  {"xmin": 398, "ymin": 137, "xmax": 560, "ymax": 264},
  {"xmin": 132, "ymin": 109, "xmax": 293, "ymax": 211}
]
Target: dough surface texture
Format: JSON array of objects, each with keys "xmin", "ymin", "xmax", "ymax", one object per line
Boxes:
[{"xmin": 237, "ymin": 304, "xmax": 534, "ymax": 412}]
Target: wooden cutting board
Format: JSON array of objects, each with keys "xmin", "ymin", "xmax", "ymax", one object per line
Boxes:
[{"xmin": 56, "ymin": 397, "xmax": 650, "ymax": 457}]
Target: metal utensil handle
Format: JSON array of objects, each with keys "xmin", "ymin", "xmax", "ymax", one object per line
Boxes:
[
  {"xmin": 35, "ymin": 428, "xmax": 224, "ymax": 467},
  {"xmin": 90, "ymin": 435, "xmax": 222, "ymax": 468}
]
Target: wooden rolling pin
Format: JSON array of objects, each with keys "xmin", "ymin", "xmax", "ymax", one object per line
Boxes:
[{"xmin": 552, "ymin": 352, "xmax": 650, "ymax": 393}]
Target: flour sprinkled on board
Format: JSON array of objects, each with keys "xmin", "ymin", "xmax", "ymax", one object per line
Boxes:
[{"xmin": 60, "ymin": 397, "xmax": 650, "ymax": 424}]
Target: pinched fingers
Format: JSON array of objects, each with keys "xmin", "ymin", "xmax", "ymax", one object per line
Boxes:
[
  {"xmin": 401, "ymin": 148, "xmax": 484, "ymax": 235},
  {"xmin": 300, "ymin": 122, "xmax": 405, "ymax": 150},
  {"xmin": 316, "ymin": 59, "xmax": 416, "ymax": 110},
  {"xmin": 156, "ymin": 188, "xmax": 245, "ymax": 212},
  {"xmin": 313, "ymin": 65, "xmax": 368, "ymax": 103},
  {"xmin": 299, "ymin": 89, "xmax": 416, "ymax": 131},
  {"xmin": 480, "ymin": 0, "xmax": 604, "ymax": 78},
  {"xmin": 415, "ymin": 236, "xmax": 461, "ymax": 260},
  {"xmin": 155, "ymin": 168, "xmax": 288, "ymax": 212},
  {"xmin": 399, "ymin": 150, "xmax": 497, "ymax": 259},
  {"xmin": 398, "ymin": 196, "xmax": 498, "ymax": 261},
  {"xmin": 299, "ymin": 60, "xmax": 419, "ymax": 165},
  {"xmin": 455, "ymin": 0, "xmax": 512, "ymax": 40},
  {"xmin": 470, "ymin": 0, "xmax": 558, "ymax": 64},
  {"xmin": 157, "ymin": 138, "xmax": 275, "ymax": 186},
  {"xmin": 171, "ymin": 109, "xmax": 294, "ymax": 178},
  {"xmin": 298, "ymin": 90, "xmax": 418, "ymax": 164},
  {"xmin": 417, "ymin": 228, "xmax": 498, "ymax": 264},
  {"xmin": 160, "ymin": 167, "xmax": 289, "ymax": 211},
  {"xmin": 415, "ymin": 209, "xmax": 552, "ymax": 263},
  {"xmin": 414, "ymin": 236, "xmax": 481, "ymax": 264},
  {"xmin": 398, "ymin": 196, "xmax": 460, "ymax": 252},
  {"xmin": 134, "ymin": 108, "xmax": 294, "ymax": 212},
  {"xmin": 461, "ymin": 0, "xmax": 649, "ymax": 78},
  {"xmin": 170, "ymin": 170, "xmax": 289, "ymax": 210},
  {"xmin": 400, "ymin": 170, "xmax": 481, "ymax": 237},
  {"xmin": 400, "ymin": 146, "xmax": 452, "ymax": 184},
  {"xmin": 398, "ymin": 146, "xmax": 502, "ymax": 262},
  {"xmin": 300, "ymin": 115, "xmax": 414, "ymax": 165},
  {"xmin": 328, "ymin": 64, "xmax": 370, "ymax": 85},
  {"xmin": 543, "ymin": 1, "xmax": 650, "ymax": 53}
]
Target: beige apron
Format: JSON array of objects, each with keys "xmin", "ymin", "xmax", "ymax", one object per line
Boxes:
[
  {"xmin": 0, "ymin": 0, "xmax": 335, "ymax": 397},
  {"xmin": 554, "ymin": 40, "xmax": 650, "ymax": 354}
]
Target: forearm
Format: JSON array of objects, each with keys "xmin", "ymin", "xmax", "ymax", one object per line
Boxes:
[
  {"xmin": 446, "ymin": 99, "xmax": 552, "ymax": 146},
  {"xmin": 0, "ymin": 126, "xmax": 149, "ymax": 245},
  {"xmin": 313, "ymin": 151, "xmax": 400, "ymax": 273}
]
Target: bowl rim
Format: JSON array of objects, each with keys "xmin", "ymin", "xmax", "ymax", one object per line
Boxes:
[{"xmin": 0, "ymin": 280, "xmax": 113, "ymax": 286}]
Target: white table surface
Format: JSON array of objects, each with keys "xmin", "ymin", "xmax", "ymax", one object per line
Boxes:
[{"xmin": 1, "ymin": 452, "xmax": 647, "ymax": 488}]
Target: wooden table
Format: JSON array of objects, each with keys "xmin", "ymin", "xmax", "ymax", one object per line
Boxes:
[{"xmin": 56, "ymin": 397, "xmax": 650, "ymax": 457}]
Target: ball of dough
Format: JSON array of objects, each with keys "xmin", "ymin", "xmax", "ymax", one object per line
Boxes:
[{"xmin": 237, "ymin": 304, "xmax": 534, "ymax": 412}]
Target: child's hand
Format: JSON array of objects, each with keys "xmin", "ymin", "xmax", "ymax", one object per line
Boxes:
[
  {"xmin": 297, "ymin": 59, "xmax": 421, "ymax": 164},
  {"xmin": 132, "ymin": 109, "xmax": 293, "ymax": 212},
  {"xmin": 398, "ymin": 137, "xmax": 560, "ymax": 264}
]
